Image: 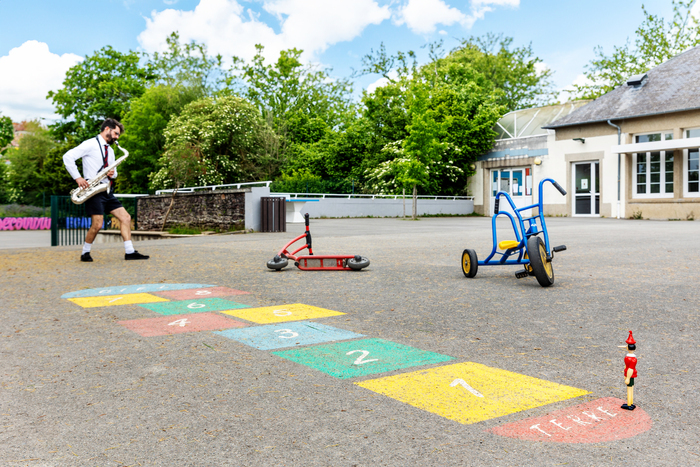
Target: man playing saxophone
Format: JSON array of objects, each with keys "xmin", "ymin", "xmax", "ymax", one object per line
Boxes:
[{"xmin": 63, "ymin": 118, "xmax": 149, "ymax": 262}]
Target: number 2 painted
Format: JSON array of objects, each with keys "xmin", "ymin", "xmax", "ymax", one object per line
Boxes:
[{"xmin": 346, "ymin": 350, "xmax": 378, "ymax": 365}]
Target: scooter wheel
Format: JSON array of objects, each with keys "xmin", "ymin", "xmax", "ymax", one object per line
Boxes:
[
  {"xmin": 527, "ymin": 236, "xmax": 554, "ymax": 287},
  {"xmin": 461, "ymin": 249, "xmax": 478, "ymax": 278},
  {"xmin": 267, "ymin": 255, "xmax": 289, "ymax": 270},
  {"xmin": 348, "ymin": 255, "xmax": 370, "ymax": 270}
]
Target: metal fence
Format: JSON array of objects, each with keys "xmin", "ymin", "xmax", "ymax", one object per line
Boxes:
[{"xmin": 50, "ymin": 195, "xmax": 142, "ymax": 246}]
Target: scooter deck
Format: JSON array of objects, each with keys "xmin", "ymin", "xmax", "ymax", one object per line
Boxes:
[{"xmin": 294, "ymin": 255, "xmax": 356, "ymax": 271}]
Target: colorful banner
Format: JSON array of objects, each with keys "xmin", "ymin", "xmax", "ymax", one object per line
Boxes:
[{"xmin": 0, "ymin": 217, "xmax": 51, "ymax": 230}]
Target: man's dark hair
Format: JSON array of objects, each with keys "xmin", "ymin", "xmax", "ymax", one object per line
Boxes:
[
  {"xmin": 628, "ymin": 344, "xmax": 636, "ymax": 351},
  {"xmin": 101, "ymin": 118, "xmax": 124, "ymax": 134}
]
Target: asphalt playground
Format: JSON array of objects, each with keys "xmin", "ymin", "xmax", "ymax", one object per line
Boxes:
[{"xmin": 1, "ymin": 216, "xmax": 698, "ymax": 466}]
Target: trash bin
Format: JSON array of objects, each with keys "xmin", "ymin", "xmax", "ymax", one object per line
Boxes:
[{"xmin": 261, "ymin": 197, "xmax": 286, "ymax": 232}]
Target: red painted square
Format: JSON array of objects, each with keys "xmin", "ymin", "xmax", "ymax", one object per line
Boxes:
[
  {"xmin": 118, "ymin": 312, "xmax": 247, "ymax": 337},
  {"xmin": 151, "ymin": 286, "xmax": 250, "ymax": 300},
  {"xmin": 488, "ymin": 397, "xmax": 652, "ymax": 443}
]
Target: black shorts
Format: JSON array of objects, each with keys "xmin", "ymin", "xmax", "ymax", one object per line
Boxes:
[{"xmin": 85, "ymin": 190, "xmax": 123, "ymax": 216}]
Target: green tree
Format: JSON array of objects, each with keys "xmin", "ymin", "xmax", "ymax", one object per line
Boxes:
[
  {"xmin": 4, "ymin": 121, "xmax": 56, "ymax": 204},
  {"xmin": 226, "ymin": 46, "xmax": 354, "ymax": 151},
  {"xmin": 0, "ymin": 114, "xmax": 13, "ymax": 155},
  {"xmin": 442, "ymin": 34, "xmax": 556, "ymax": 111},
  {"xmin": 148, "ymin": 32, "xmax": 224, "ymax": 95},
  {"xmin": 116, "ymin": 85, "xmax": 203, "ymax": 193},
  {"xmin": 47, "ymin": 46, "xmax": 156, "ymax": 140},
  {"xmin": 570, "ymin": 0, "xmax": 700, "ymax": 99},
  {"xmin": 149, "ymin": 95, "xmax": 269, "ymax": 190}
]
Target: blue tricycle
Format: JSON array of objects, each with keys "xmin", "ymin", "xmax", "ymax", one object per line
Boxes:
[{"xmin": 461, "ymin": 178, "xmax": 568, "ymax": 287}]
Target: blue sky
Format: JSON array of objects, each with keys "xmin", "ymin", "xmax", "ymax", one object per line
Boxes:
[{"xmin": 0, "ymin": 0, "xmax": 688, "ymax": 121}]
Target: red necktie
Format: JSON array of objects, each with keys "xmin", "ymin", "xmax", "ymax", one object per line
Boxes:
[{"xmin": 104, "ymin": 144, "xmax": 113, "ymax": 189}]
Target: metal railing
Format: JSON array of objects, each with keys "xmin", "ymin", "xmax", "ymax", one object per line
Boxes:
[
  {"xmin": 50, "ymin": 195, "xmax": 144, "ymax": 247},
  {"xmin": 155, "ymin": 181, "xmax": 272, "ymax": 195},
  {"xmin": 275, "ymin": 192, "xmax": 474, "ymax": 201}
]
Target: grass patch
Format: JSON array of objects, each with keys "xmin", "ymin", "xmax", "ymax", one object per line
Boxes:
[{"xmin": 0, "ymin": 204, "xmax": 48, "ymax": 217}]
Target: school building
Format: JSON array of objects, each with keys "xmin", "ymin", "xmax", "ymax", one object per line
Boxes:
[{"xmin": 470, "ymin": 45, "xmax": 700, "ymax": 220}]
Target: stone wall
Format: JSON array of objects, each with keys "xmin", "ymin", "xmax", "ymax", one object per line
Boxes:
[{"xmin": 137, "ymin": 190, "xmax": 246, "ymax": 231}]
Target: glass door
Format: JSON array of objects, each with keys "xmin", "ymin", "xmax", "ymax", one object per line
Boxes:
[
  {"xmin": 573, "ymin": 162, "xmax": 599, "ymax": 216},
  {"xmin": 490, "ymin": 168, "xmax": 532, "ymax": 216}
]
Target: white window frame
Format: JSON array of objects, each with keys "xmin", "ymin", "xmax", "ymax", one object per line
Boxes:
[
  {"xmin": 633, "ymin": 131, "xmax": 674, "ymax": 199},
  {"xmin": 683, "ymin": 128, "xmax": 700, "ymax": 197}
]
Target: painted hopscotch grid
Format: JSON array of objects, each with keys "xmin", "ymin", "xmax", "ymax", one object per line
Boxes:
[
  {"xmin": 355, "ymin": 362, "xmax": 590, "ymax": 425},
  {"xmin": 68, "ymin": 293, "xmax": 169, "ymax": 308},
  {"xmin": 273, "ymin": 338, "xmax": 454, "ymax": 379},
  {"xmin": 219, "ymin": 303, "xmax": 345, "ymax": 324},
  {"xmin": 215, "ymin": 321, "xmax": 365, "ymax": 350},
  {"xmin": 119, "ymin": 312, "xmax": 248, "ymax": 337},
  {"xmin": 139, "ymin": 297, "xmax": 250, "ymax": 316},
  {"xmin": 61, "ymin": 283, "xmax": 216, "ymax": 299},
  {"xmin": 152, "ymin": 286, "xmax": 250, "ymax": 301}
]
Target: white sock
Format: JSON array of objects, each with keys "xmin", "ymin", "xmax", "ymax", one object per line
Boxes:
[
  {"xmin": 124, "ymin": 240, "xmax": 135, "ymax": 254},
  {"xmin": 82, "ymin": 243, "xmax": 92, "ymax": 255}
]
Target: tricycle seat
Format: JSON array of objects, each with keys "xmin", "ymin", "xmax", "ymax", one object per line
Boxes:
[{"xmin": 498, "ymin": 240, "xmax": 521, "ymax": 250}]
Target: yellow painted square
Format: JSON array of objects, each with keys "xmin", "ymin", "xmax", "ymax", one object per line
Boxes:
[
  {"xmin": 220, "ymin": 303, "xmax": 344, "ymax": 323},
  {"xmin": 68, "ymin": 293, "xmax": 169, "ymax": 308},
  {"xmin": 355, "ymin": 362, "xmax": 589, "ymax": 425}
]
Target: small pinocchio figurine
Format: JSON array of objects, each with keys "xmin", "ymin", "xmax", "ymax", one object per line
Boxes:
[{"xmin": 619, "ymin": 331, "xmax": 637, "ymax": 410}]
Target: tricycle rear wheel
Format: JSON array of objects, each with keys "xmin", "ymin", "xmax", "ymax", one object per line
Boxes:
[
  {"xmin": 526, "ymin": 236, "xmax": 554, "ymax": 287},
  {"xmin": 461, "ymin": 249, "xmax": 478, "ymax": 278}
]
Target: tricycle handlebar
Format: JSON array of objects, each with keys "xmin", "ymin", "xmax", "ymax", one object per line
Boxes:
[{"xmin": 552, "ymin": 180, "xmax": 567, "ymax": 196}]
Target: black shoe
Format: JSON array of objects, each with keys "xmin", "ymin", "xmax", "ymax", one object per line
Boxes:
[
  {"xmin": 125, "ymin": 251, "xmax": 149, "ymax": 260},
  {"xmin": 621, "ymin": 404, "xmax": 636, "ymax": 410},
  {"xmin": 81, "ymin": 252, "xmax": 93, "ymax": 262}
]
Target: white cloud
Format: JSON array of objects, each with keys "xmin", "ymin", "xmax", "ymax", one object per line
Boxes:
[
  {"xmin": 394, "ymin": 0, "xmax": 467, "ymax": 34},
  {"xmin": 138, "ymin": 0, "xmax": 390, "ymax": 63},
  {"xmin": 393, "ymin": 0, "xmax": 519, "ymax": 34},
  {"xmin": 0, "ymin": 41, "xmax": 82, "ymax": 121}
]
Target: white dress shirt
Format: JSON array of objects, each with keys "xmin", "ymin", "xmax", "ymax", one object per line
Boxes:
[{"xmin": 63, "ymin": 134, "xmax": 117, "ymax": 184}]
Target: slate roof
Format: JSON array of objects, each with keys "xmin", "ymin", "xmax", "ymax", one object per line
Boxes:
[{"xmin": 544, "ymin": 45, "xmax": 700, "ymax": 129}]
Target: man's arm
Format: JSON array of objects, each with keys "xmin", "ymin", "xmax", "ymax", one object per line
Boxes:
[{"xmin": 63, "ymin": 142, "xmax": 88, "ymax": 188}]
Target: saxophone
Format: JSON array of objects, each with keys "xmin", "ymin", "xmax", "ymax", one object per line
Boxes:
[{"xmin": 70, "ymin": 142, "xmax": 129, "ymax": 205}]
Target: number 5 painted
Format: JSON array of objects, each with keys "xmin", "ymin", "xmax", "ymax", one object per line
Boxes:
[{"xmin": 346, "ymin": 350, "xmax": 378, "ymax": 365}]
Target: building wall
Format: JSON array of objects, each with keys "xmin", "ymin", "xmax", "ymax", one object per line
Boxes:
[{"xmin": 553, "ymin": 109, "xmax": 700, "ymax": 219}]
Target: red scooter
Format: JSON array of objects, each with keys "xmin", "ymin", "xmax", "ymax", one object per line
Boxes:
[{"xmin": 266, "ymin": 213, "xmax": 370, "ymax": 271}]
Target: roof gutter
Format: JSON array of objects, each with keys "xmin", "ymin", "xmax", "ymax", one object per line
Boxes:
[
  {"xmin": 542, "ymin": 105, "xmax": 700, "ymax": 130},
  {"xmin": 607, "ymin": 120, "xmax": 621, "ymax": 219}
]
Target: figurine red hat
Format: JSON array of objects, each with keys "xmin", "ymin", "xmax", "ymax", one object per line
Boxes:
[{"xmin": 625, "ymin": 330, "xmax": 636, "ymax": 345}]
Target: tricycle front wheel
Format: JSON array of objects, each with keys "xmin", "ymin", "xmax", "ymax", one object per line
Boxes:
[
  {"xmin": 527, "ymin": 236, "xmax": 554, "ymax": 287},
  {"xmin": 461, "ymin": 249, "xmax": 478, "ymax": 278}
]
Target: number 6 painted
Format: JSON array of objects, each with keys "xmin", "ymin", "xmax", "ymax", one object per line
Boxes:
[
  {"xmin": 346, "ymin": 350, "xmax": 378, "ymax": 365},
  {"xmin": 187, "ymin": 302, "xmax": 206, "ymax": 309}
]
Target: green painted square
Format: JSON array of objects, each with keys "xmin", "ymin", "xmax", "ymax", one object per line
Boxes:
[
  {"xmin": 139, "ymin": 297, "xmax": 250, "ymax": 316},
  {"xmin": 272, "ymin": 338, "xmax": 453, "ymax": 379}
]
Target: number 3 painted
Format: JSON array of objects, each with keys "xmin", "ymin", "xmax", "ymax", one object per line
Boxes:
[
  {"xmin": 346, "ymin": 350, "xmax": 378, "ymax": 365},
  {"xmin": 275, "ymin": 329, "xmax": 299, "ymax": 338}
]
